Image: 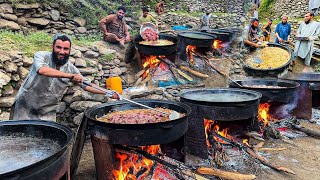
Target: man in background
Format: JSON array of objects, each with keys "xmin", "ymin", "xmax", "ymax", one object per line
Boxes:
[
  {"xmin": 138, "ymin": 7, "xmax": 158, "ymax": 26},
  {"xmin": 262, "ymin": 18, "xmax": 272, "ymax": 42},
  {"xmin": 200, "ymin": 10, "xmax": 211, "ymax": 31},
  {"xmin": 155, "ymin": 0, "xmax": 165, "ymax": 15},
  {"xmin": 99, "ymin": 6, "xmax": 131, "ymax": 48},
  {"xmin": 244, "ymin": 18, "xmax": 263, "ymax": 50},
  {"xmin": 275, "ymin": 15, "xmax": 291, "ymax": 44},
  {"xmin": 294, "ymin": 12, "xmax": 320, "ymax": 67}
]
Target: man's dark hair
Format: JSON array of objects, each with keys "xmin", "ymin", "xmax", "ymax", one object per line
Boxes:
[
  {"xmin": 251, "ymin": 18, "xmax": 259, "ymax": 23},
  {"xmin": 307, "ymin": 11, "xmax": 314, "ymax": 17},
  {"xmin": 142, "ymin": 7, "xmax": 149, "ymax": 12},
  {"xmin": 53, "ymin": 34, "xmax": 71, "ymax": 47},
  {"xmin": 118, "ymin": 6, "xmax": 126, "ymax": 13}
]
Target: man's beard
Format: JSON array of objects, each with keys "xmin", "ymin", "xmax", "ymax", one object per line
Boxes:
[
  {"xmin": 282, "ymin": 22, "xmax": 287, "ymax": 25},
  {"xmin": 117, "ymin": 15, "xmax": 123, "ymax": 21},
  {"xmin": 52, "ymin": 51, "xmax": 69, "ymax": 66},
  {"xmin": 251, "ymin": 25, "xmax": 257, "ymax": 30},
  {"xmin": 305, "ymin": 19, "xmax": 311, "ymax": 24}
]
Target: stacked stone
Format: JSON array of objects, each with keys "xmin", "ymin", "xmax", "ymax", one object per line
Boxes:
[
  {"xmin": 271, "ymin": 0, "xmax": 308, "ymax": 20},
  {"xmin": 0, "ymin": 2, "xmax": 90, "ymax": 35}
]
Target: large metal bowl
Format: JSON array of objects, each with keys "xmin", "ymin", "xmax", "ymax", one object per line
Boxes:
[{"xmin": 243, "ymin": 43, "xmax": 294, "ymax": 77}]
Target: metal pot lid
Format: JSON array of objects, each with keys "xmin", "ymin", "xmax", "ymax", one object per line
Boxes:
[
  {"xmin": 280, "ymin": 72, "xmax": 320, "ymax": 82},
  {"xmin": 179, "ymin": 88, "xmax": 262, "ymax": 103},
  {"xmin": 229, "ymin": 79, "xmax": 300, "ymax": 90},
  {"xmin": 178, "ymin": 31, "xmax": 216, "ymax": 40}
]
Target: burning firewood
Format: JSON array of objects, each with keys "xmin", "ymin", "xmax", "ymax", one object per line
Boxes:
[
  {"xmin": 117, "ymin": 145, "xmax": 209, "ymax": 180},
  {"xmin": 135, "ymin": 69, "xmax": 148, "ymax": 79},
  {"xmin": 179, "ymin": 66, "xmax": 209, "ymax": 78}
]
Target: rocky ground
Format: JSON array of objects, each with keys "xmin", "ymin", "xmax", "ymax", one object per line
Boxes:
[{"xmin": 74, "ymin": 108, "xmax": 320, "ymax": 180}]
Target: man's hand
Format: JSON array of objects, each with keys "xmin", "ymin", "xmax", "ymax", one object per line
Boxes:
[
  {"xmin": 70, "ymin": 74, "xmax": 84, "ymax": 84},
  {"xmin": 104, "ymin": 32, "xmax": 111, "ymax": 37},
  {"xmin": 106, "ymin": 91, "xmax": 121, "ymax": 100},
  {"xmin": 279, "ymin": 38, "xmax": 284, "ymax": 43},
  {"xmin": 125, "ymin": 35, "xmax": 131, "ymax": 42}
]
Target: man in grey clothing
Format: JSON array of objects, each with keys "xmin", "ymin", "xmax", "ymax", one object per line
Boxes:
[{"xmin": 11, "ymin": 34, "xmax": 118, "ymax": 121}]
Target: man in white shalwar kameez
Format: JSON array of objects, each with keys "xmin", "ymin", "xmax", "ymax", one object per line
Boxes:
[{"xmin": 294, "ymin": 12, "xmax": 320, "ymax": 66}]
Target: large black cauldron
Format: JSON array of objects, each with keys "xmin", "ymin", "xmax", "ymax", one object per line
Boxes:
[
  {"xmin": 85, "ymin": 99, "xmax": 191, "ymax": 146},
  {"xmin": 229, "ymin": 79, "xmax": 300, "ymax": 103},
  {"xmin": 0, "ymin": 120, "xmax": 73, "ymax": 180}
]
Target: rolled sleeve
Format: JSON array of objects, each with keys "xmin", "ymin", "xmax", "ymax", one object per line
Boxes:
[{"xmin": 34, "ymin": 51, "xmax": 50, "ymax": 72}]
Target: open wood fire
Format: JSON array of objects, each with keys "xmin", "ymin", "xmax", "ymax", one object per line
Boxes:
[{"xmin": 113, "ymin": 145, "xmax": 163, "ymax": 180}]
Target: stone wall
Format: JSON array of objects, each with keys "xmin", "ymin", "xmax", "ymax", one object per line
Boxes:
[
  {"xmin": 0, "ymin": 2, "xmax": 92, "ymax": 35},
  {"xmin": 269, "ymin": 0, "xmax": 308, "ymax": 19},
  {"xmin": 166, "ymin": 0, "xmax": 246, "ymax": 29},
  {"xmin": 161, "ymin": 12, "xmax": 246, "ymax": 29}
]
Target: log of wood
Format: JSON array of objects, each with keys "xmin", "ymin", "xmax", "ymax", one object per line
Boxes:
[
  {"xmin": 180, "ymin": 66, "xmax": 209, "ymax": 78},
  {"xmin": 197, "ymin": 167, "xmax": 256, "ymax": 180},
  {"xmin": 211, "ymin": 131, "xmax": 296, "ymax": 175},
  {"xmin": 292, "ymin": 124, "xmax": 320, "ymax": 139},
  {"xmin": 172, "ymin": 67, "xmax": 193, "ymax": 81},
  {"xmin": 134, "ymin": 76, "xmax": 143, "ymax": 86},
  {"xmin": 254, "ymin": 147, "xmax": 287, "ymax": 151},
  {"xmin": 135, "ymin": 69, "xmax": 147, "ymax": 79},
  {"xmin": 117, "ymin": 146, "xmax": 208, "ymax": 180}
]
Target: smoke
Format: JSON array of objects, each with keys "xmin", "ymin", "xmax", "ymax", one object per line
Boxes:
[{"xmin": 273, "ymin": 83, "xmax": 307, "ymax": 119}]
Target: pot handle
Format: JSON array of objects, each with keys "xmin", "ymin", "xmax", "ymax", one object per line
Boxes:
[
  {"xmin": 233, "ymin": 103, "xmax": 247, "ymax": 107},
  {"xmin": 161, "ymin": 124, "xmax": 174, "ymax": 129}
]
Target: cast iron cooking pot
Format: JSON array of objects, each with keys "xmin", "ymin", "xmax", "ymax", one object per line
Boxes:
[
  {"xmin": 243, "ymin": 43, "xmax": 294, "ymax": 77},
  {"xmin": 180, "ymin": 88, "xmax": 262, "ymax": 121},
  {"xmin": 178, "ymin": 31, "xmax": 216, "ymax": 47},
  {"xmin": 0, "ymin": 120, "xmax": 73, "ymax": 180},
  {"xmin": 229, "ymin": 79, "xmax": 300, "ymax": 103},
  {"xmin": 136, "ymin": 33, "xmax": 178, "ymax": 56},
  {"xmin": 84, "ymin": 99, "xmax": 191, "ymax": 146}
]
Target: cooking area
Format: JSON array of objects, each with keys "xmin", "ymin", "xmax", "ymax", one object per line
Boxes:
[{"xmin": 1, "ymin": 0, "xmax": 320, "ymax": 180}]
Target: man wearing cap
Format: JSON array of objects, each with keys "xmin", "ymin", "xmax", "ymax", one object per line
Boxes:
[
  {"xmin": 200, "ymin": 10, "xmax": 211, "ymax": 31},
  {"xmin": 10, "ymin": 34, "xmax": 119, "ymax": 121},
  {"xmin": 99, "ymin": 6, "xmax": 131, "ymax": 48}
]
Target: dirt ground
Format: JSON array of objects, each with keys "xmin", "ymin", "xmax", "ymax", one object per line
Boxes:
[{"xmin": 75, "ymin": 109, "xmax": 320, "ymax": 180}]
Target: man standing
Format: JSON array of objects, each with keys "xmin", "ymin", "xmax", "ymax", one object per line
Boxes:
[
  {"xmin": 11, "ymin": 34, "xmax": 118, "ymax": 121},
  {"xmin": 262, "ymin": 18, "xmax": 272, "ymax": 42},
  {"xmin": 155, "ymin": 1, "xmax": 165, "ymax": 15},
  {"xmin": 138, "ymin": 7, "xmax": 158, "ymax": 26},
  {"xmin": 294, "ymin": 12, "xmax": 320, "ymax": 66},
  {"xmin": 244, "ymin": 18, "xmax": 263, "ymax": 50},
  {"xmin": 275, "ymin": 15, "xmax": 291, "ymax": 43},
  {"xmin": 99, "ymin": 6, "xmax": 131, "ymax": 48},
  {"xmin": 200, "ymin": 10, "xmax": 211, "ymax": 31}
]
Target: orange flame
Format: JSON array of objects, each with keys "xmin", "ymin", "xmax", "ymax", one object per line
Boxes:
[
  {"xmin": 143, "ymin": 56, "xmax": 160, "ymax": 69},
  {"xmin": 212, "ymin": 40, "xmax": 223, "ymax": 49},
  {"xmin": 258, "ymin": 103, "xmax": 272, "ymax": 127},
  {"xmin": 186, "ymin": 45, "xmax": 197, "ymax": 53},
  {"xmin": 204, "ymin": 119, "xmax": 249, "ymax": 146},
  {"xmin": 112, "ymin": 145, "xmax": 161, "ymax": 180}
]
